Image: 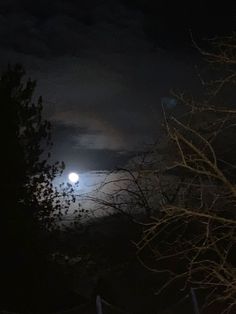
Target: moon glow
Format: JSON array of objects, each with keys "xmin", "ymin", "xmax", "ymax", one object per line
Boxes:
[{"xmin": 68, "ymin": 172, "xmax": 79, "ymax": 183}]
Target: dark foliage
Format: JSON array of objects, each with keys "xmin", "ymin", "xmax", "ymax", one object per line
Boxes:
[{"xmin": 0, "ymin": 64, "xmax": 77, "ymax": 313}]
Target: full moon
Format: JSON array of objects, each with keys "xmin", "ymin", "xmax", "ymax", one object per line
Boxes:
[{"xmin": 68, "ymin": 172, "xmax": 79, "ymax": 183}]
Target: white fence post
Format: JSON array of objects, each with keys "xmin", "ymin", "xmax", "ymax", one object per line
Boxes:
[{"xmin": 96, "ymin": 295, "xmax": 103, "ymax": 314}]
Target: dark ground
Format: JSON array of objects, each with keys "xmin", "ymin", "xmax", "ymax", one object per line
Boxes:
[{"xmin": 52, "ymin": 214, "xmax": 195, "ymax": 314}]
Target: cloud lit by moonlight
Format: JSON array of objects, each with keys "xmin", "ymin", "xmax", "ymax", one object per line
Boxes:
[{"xmin": 68, "ymin": 172, "xmax": 79, "ymax": 183}]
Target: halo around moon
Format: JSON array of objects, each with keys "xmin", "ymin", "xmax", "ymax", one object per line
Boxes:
[{"xmin": 68, "ymin": 172, "xmax": 79, "ymax": 183}]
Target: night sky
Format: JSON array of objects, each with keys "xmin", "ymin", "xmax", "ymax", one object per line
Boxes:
[{"xmin": 0, "ymin": 1, "xmax": 235, "ymax": 171}]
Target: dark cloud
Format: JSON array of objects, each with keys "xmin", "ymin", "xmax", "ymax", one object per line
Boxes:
[
  {"xmin": 52, "ymin": 122, "xmax": 135, "ymax": 171},
  {"xmin": 0, "ymin": 0, "xmax": 148, "ymax": 57},
  {"xmin": 0, "ymin": 1, "xmax": 234, "ymax": 169}
]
